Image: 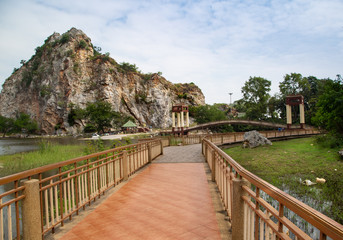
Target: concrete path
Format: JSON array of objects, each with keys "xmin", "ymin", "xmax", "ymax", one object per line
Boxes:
[{"xmin": 52, "ymin": 144, "xmax": 230, "ymax": 240}]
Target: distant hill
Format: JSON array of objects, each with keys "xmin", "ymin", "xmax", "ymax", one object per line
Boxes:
[{"xmin": 0, "ymin": 28, "xmax": 205, "ymax": 134}]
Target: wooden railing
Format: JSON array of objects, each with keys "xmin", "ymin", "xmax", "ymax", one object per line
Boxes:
[
  {"xmin": 0, "ymin": 139, "xmax": 163, "ymax": 239},
  {"xmin": 202, "ymin": 130, "xmax": 343, "ymax": 240},
  {"xmin": 161, "ymin": 129, "xmax": 320, "ymax": 146}
]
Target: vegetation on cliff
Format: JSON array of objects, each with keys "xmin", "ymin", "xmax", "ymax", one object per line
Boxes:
[{"xmin": 67, "ymin": 100, "xmax": 134, "ymax": 134}]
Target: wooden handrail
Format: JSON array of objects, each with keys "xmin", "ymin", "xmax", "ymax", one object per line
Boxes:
[
  {"xmin": 203, "ymin": 133, "xmax": 343, "ymax": 240},
  {"xmin": 0, "ymin": 139, "xmax": 160, "ymax": 185}
]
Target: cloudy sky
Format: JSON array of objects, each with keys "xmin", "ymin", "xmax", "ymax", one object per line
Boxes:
[{"xmin": 0, "ymin": 0, "xmax": 342, "ymax": 104}]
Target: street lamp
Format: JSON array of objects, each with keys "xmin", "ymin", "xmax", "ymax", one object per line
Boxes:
[{"xmin": 228, "ymin": 93, "xmax": 233, "ymax": 105}]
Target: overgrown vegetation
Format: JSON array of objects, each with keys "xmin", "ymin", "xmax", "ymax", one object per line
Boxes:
[
  {"xmin": 67, "ymin": 100, "xmax": 134, "ymax": 133},
  {"xmin": 224, "ymin": 137, "xmax": 343, "ymax": 223},
  {"xmin": 0, "ymin": 141, "xmax": 85, "ymax": 176},
  {"xmin": 0, "ymin": 113, "xmax": 38, "ymax": 137}
]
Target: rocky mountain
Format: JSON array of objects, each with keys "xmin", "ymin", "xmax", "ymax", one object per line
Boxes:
[{"xmin": 0, "ymin": 28, "xmax": 205, "ymax": 134}]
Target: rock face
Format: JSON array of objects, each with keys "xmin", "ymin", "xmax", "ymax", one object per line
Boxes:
[
  {"xmin": 0, "ymin": 28, "xmax": 205, "ymax": 134},
  {"xmin": 243, "ymin": 130, "xmax": 272, "ymax": 148}
]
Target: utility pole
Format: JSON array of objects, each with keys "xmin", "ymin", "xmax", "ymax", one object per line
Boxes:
[{"xmin": 228, "ymin": 93, "xmax": 233, "ymax": 105}]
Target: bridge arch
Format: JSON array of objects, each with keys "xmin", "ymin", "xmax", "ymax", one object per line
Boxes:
[{"xmin": 184, "ymin": 120, "xmax": 288, "ymax": 133}]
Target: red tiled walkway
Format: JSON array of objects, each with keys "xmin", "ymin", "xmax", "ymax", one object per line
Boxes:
[{"xmin": 61, "ymin": 163, "xmax": 221, "ymax": 240}]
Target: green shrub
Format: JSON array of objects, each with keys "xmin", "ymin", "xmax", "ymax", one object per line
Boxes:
[
  {"xmin": 40, "ymin": 85, "xmax": 52, "ymax": 98},
  {"xmin": 84, "ymin": 139, "xmax": 104, "ymax": 155},
  {"xmin": 316, "ymin": 133, "xmax": 342, "ymax": 149},
  {"xmin": 142, "ymin": 73, "xmax": 153, "ymax": 81},
  {"xmin": 60, "ymin": 33, "xmax": 70, "ymax": 44},
  {"xmin": 22, "ymin": 70, "xmax": 33, "ymax": 87},
  {"xmin": 66, "ymin": 49, "xmax": 74, "ymax": 57},
  {"xmin": 84, "ymin": 124, "xmax": 96, "ymax": 133},
  {"xmin": 118, "ymin": 62, "xmax": 138, "ymax": 73},
  {"xmin": 78, "ymin": 40, "xmax": 87, "ymax": 49},
  {"xmin": 38, "ymin": 140, "xmax": 53, "ymax": 153},
  {"xmin": 73, "ymin": 62, "xmax": 80, "ymax": 74}
]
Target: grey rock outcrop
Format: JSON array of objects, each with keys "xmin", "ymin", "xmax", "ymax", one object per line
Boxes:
[
  {"xmin": 243, "ymin": 130, "xmax": 272, "ymax": 148},
  {"xmin": 0, "ymin": 28, "xmax": 205, "ymax": 134}
]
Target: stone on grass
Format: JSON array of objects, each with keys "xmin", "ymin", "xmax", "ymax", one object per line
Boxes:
[
  {"xmin": 243, "ymin": 130, "xmax": 272, "ymax": 148},
  {"xmin": 339, "ymin": 149, "xmax": 343, "ymax": 158}
]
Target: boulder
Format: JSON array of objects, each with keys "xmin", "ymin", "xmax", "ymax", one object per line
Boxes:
[
  {"xmin": 243, "ymin": 130, "xmax": 272, "ymax": 148},
  {"xmin": 339, "ymin": 149, "xmax": 343, "ymax": 158}
]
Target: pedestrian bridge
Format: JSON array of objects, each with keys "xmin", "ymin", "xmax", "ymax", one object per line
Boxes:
[
  {"xmin": 1, "ymin": 129, "xmax": 343, "ymax": 240},
  {"xmin": 162, "ymin": 120, "xmax": 302, "ymax": 135}
]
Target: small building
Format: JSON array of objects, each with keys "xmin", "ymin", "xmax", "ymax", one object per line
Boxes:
[{"xmin": 122, "ymin": 120, "xmax": 137, "ymax": 133}]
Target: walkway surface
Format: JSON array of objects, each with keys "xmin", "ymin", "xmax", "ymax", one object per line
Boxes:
[{"xmin": 57, "ymin": 144, "xmax": 224, "ymax": 240}]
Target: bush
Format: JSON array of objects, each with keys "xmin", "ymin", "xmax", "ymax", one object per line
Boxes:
[
  {"xmin": 84, "ymin": 124, "xmax": 96, "ymax": 133},
  {"xmin": 118, "ymin": 62, "xmax": 138, "ymax": 73},
  {"xmin": 60, "ymin": 33, "xmax": 70, "ymax": 44},
  {"xmin": 316, "ymin": 133, "xmax": 342, "ymax": 149},
  {"xmin": 78, "ymin": 40, "xmax": 87, "ymax": 49},
  {"xmin": 22, "ymin": 70, "xmax": 33, "ymax": 87}
]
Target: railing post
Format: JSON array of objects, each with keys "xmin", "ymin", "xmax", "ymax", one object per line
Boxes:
[
  {"xmin": 22, "ymin": 179, "xmax": 42, "ymax": 240},
  {"xmin": 122, "ymin": 150, "xmax": 129, "ymax": 181},
  {"xmin": 211, "ymin": 150, "xmax": 216, "ymax": 182},
  {"xmin": 159, "ymin": 140, "xmax": 164, "ymax": 155},
  {"xmin": 148, "ymin": 143, "xmax": 152, "ymax": 163},
  {"xmin": 232, "ymin": 178, "xmax": 249, "ymax": 240}
]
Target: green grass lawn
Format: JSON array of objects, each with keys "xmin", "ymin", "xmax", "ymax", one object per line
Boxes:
[{"xmin": 224, "ymin": 137, "xmax": 343, "ymax": 224}]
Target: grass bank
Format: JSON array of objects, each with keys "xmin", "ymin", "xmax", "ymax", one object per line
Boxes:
[
  {"xmin": 0, "ymin": 138, "xmax": 135, "ymax": 177},
  {"xmin": 223, "ymin": 137, "xmax": 343, "ymax": 224},
  {"xmin": 0, "ymin": 141, "xmax": 86, "ymax": 177}
]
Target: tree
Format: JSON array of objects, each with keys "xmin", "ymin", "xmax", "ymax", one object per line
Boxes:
[
  {"xmin": 241, "ymin": 76, "xmax": 271, "ymax": 120},
  {"xmin": 312, "ymin": 76, "xmax": 343, "ymax": 135},
  {"xmin": 267, "ymin": 94, "xmax": 283, "ymax": 120},
  {"xmin": 279, "ymin": 73, "xmax": 310, "ymax": 96},
  {"xmin": 85, "ymin": 101, "xmax": 116, "ymax": 133},
  {"xmin": 14, "ymin": 113, "xmax": 38, "ymax": 134},
  {"xmin": 189, "ymin": 105, "xmax": 232, "ymax": 132},
  {"xmin": 68, "ymin": 104, "xmax": 86, "ymax": 126},
  {"xmin": 0, "ymin": 115, "xmax": 14, "ymax": 137},
  {"xmin": 189, "ymin": 105, "xmax": 227, "ymax": 124}
]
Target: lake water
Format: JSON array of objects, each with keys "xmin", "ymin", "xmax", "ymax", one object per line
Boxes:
[{"xmin": 0, "ymin": 138, "xmax": 40, "ymax": 156}]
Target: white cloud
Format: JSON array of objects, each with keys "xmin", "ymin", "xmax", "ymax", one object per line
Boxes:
[{"xmin": 0, "ymin": 0, "xmax": 342, "ymax": 104}]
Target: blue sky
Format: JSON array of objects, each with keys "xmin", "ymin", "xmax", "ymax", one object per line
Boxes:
[{"xmin": 0, "ymin": 0, "xmax": 342, "ymax": 104}]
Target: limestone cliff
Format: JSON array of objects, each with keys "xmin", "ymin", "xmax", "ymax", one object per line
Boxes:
[{"xmin": 0, "ymin": 28, "xmax": 205, "ymax": 134}]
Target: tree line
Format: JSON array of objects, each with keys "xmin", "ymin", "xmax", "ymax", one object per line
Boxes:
[
  {"xmin": 190, "ymin": 73, "xmax": 343, "ymax": 145},
  {"xmin": 0, "ymin": 101, "xmax": 134, "ymax": 137},
  {"xmin": 0, "ymin": 113, "xmax": 38, "ymax": 137}
]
